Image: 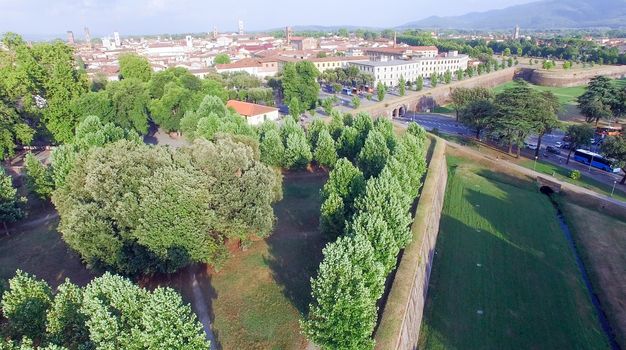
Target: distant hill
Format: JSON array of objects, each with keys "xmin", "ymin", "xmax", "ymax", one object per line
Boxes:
[{"xmin": 401, "ymin": 0, "xmax": 626, "ymax": 30}]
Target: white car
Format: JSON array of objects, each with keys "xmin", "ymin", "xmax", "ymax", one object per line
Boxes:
[
  {"xmin": 555, "ymin": 141, "xmax": 563, "ymax": 148},
  {"xmin": 526, "ymin": 143, "xmax": 538, "ymax": 150}
]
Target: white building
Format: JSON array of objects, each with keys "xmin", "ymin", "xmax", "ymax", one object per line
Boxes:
[
  {"xmin": 349, "ymin": 51, "xmax": 469, "ymax": 87},
  {"xmin": 113, "ymin": 32, "xmax": 121, "ymax": 47},
  {"xmin": 226, "ymin": 100, "xmax": 279, "ymax": 126}
]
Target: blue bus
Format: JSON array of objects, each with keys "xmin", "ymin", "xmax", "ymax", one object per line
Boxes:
[{"xmin": 573, "ymin": 149, "xmax": 622, "ymax": 173}]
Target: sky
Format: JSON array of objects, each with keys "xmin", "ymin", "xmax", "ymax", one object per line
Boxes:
[{"xmin": 0, "ymin": 0, "xmax": 537, "ymax": 39}]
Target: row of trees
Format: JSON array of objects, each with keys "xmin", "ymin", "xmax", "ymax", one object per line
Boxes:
[
  {"xmin": 453, "ymin": 81, "xmax": 560, "ymax": 156},
  {"xmin": 1, "ymin": 271, "xmax": 210, "ymax": 349},
  {"xmin": 301, "ymin": 117, "xmax": 428, "ymax": 349},
  {"xmin": 397, "ymin": 31, "xmax": 626, "ymax": 65}
]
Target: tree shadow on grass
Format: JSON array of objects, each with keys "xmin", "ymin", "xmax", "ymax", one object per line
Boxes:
[{"xmin": 264, "ymin": 171, "xmax": 328, "ymax": 315}]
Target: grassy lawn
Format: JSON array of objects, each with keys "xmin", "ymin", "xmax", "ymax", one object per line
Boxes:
[
  {"xmin": 560, "ymin": 202, "xmax": 626, "ymax": 349},
  {"xmin": 0, "ymin": 208, "xmax": 94, "ymax": 287},
  {"xmin": 433, "ymin": 105, "xmax": 455, "ymax": 114},
  {"xmin": 517, "ymin": 158, "xmax": 626, "ymax": 202},
  {"xmin": 209, "ymin": 171, "xmax": 327, "ymax": 350},
  {"xmin": 418, "ymin": 156, "xmax": 610, "ymax": 349},
  {"xmin": 492, "ymin": 81, "xmax": 586, "ymax": 105}
]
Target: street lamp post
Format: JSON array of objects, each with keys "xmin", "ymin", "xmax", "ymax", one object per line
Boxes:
[
  {"xmin": 533, "ymin": 156, "xmax": 538, "ymax": 171},
  {"xmin": 611, "ymin": 181, "xmax": 617, "ymax": 197},
  {"xmin": 588, "ymin": 154, "xmax": 594, "ymax": 172}
]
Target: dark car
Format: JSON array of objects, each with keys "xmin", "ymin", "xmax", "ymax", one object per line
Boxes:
[
  {"xmin": 546, "ymin": 146, "xmax": 561, "ymax": 155},
  {"xmin": 560, "ymin": 142, "xmax": 571, "ymax": 149}
]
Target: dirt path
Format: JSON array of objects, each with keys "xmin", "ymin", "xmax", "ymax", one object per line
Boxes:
[{"xmin": 188, "ymin": 268, "xmax": 217, "ymax": 349}]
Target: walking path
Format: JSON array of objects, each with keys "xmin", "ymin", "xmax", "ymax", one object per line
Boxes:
[{"xmin": 188, "ymin": 268, "xmax": 217, "ymax": 349}]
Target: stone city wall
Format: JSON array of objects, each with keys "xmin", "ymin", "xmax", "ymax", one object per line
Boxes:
[{"xmin": 374, "ymin": 136, "xmax": 448, "ymax": 350}]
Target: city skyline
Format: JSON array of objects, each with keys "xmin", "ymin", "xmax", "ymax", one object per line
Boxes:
[{"xmin": 1, "ymin": 0, "xmax": 536, "ymax": 39}]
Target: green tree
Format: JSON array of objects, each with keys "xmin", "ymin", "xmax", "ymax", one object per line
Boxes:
[
  {"xmin": 214, "ymin": 53, "xmax": 231, "ymax": 65},
  {"xmin": 319, "ymin": 158, "xmax": 365, "ymax": 240},
  {"xmin": 314, "ymin": 129, "xmax": 338, "ymax": 168},
  {"xmin": 259, "ymin": 129, "xmax": 285, "ymax": 167},
  {"xmin": 70, "ymin": 90, "xmax": 115, "ymax": 124},
  {"xmin": 0, "ymin": 36, "xmax": 89, "ymax": 143},
  {"xmin": 80, "ymin": 273, "xmax": 209, "ymax": 349},
  {"xmin": 24, "ymin": 153, "xmax": 54, "ymax": 200},
  {"xmin": 337, "ymin": 28, "xmax": 349, "ymax": 37},
  {"xmin": 531, "ymin": 91, "xmax": 561, "ymax": 157},
  {"xmin": 357, "ymin": 131, "xmax": 390, "ymax": 178},
  {"xmin": 321, "ymin": 97, "xmax": 335, "ymax": 115},
  {"xmin": 106, "ymin": 78, "xmax": 150, "ymax": 134},
  {"xmin": 1, "ymin": 270, "xmax": 52, "ymax": 341},
  {"xmin": 336, "ymin": 126, "xmax": 360, "ymax": 161},
  {"xmin": 450, "ymin": 87, "xmax": 493, "ymax": 121},
  {"xmin": 430, "ymin": 73, "xmax": 439, "ymax": 87},
  {"xmin": 398, "ymin": 75, "xmax": 406, "ymax": 96},
  {"xmin": 282, "ymin": 61, "xmax": 320, "ymax": 111},
  {"xmin": 415, "ymin": 76, "xmax": 424, "ymax": 91},
  {"xmin": 443, "ymin": 70, "xmax": 452, "ymax": 84},
  {"xmin": 376, "ymin": 81, "xmax": 386, "ymax": 101},
  {"xmin": 0, "ymin": 101, "xmax": 34, "ymax": 159},
  {"xmin": 118, "ymin": 53, "xmax": 152, "ymax": 82},
  {"xmin": 601, "ymin": 135, "xmax": 626, "ymax": 184},
  {"xmin": 460, "ymin": 99, "xmax": 496, "ymax": 139},
  {"xmin": 456, "ymin": 69, "xmax": 464, "ymax": 81},
  {"xmin": 503, "ymin": 47, "xmax": 511, "ymax": 56},
  {"xmin": 53, "ymin": 137, "xmax": 279, "ymax": 275},
  {"xmin": 149, "ymin": 82, "xmax": 200, "ymax": 132},
  {"xmin": 489, "ymin": 80, "xmax": 536, "ymax": 155},
  {"xmin": 301, "ymin": 237, "xmax": 378, "ymax": 350},
  {"xmin": 307, "ymin": 118, "xmax": 327, "ymax": 148},
  {"xmin": 0, "ymin": 169, "xmax": 26, "ymax": 233},
  {"xmin": 578, "ymin": 76, "xmax": 618, "ymax": 125},
  {"xmin": 289, "ymin": 96, "xmax": 302, "ymax": 118},
  {"xmin": 328, "ymin": 110, "xmax": 345, "ymax": 140},
  {"xmin": 466, "ymin": 67, "xmax": 475, "ymax": 78},
  {"xmin": 283, "ymin": 131, "xmax": 312, "ymax": 169},
  {"xmin": 45, "ymin": 280, "xmax": 89, "ymax": 348},
  {"xmin": 351, "ymin": 96, "xmax": 361, "ymax": 109}
]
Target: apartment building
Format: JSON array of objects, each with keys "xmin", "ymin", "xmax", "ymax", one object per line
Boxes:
[{"xmin": 349, "ymin": 51, "xmax": 469, "ymax": 87}]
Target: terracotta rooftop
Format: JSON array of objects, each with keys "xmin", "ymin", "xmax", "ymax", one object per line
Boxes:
[
  {"xmin": 216, "ymin": 58, "xmax": 262, "ymax": 69},
  {"xmin": 226, "ymin": 100, "xmax": 278, "ymax": 117}
]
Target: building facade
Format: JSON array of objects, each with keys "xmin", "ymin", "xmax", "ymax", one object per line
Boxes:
[
  {"xmin": 349, "ymin": 51, "xmax": 469, "ymax": 87},
  {"xmin": 226, "ymin": 100, "xmax": 279, "ymax": 126}
]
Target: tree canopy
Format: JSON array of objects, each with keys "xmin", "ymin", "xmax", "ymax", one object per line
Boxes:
[
  {"xmin": 1, "ymin": 270, "xmax": 210, "ymax": 349},
  {"xmin": 52, "ymin": 136, "xmax": 281, "ymax": 275},
  {"xmin": 118, "ymin": 53, "xmax": 152, "ymax": 82}
]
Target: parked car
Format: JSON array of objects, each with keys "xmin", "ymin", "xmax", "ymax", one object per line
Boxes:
[
  {"xmin": 555, "ymin": 141, "xmax": 563, "ymax": 148},
  {"xmin": 526, "ymin": 143, "xmax": 538, "ymax": 150},
  {"xmin": 561, "ymin": 142, "xmax": 571, "ymax": 149},
  {"xmin": 546, "ymin": 146, "xmax": 561, "ymax": 155}
]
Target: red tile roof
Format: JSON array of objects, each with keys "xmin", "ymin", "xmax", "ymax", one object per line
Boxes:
[{"xmin": 226, "ymin": 100, "xmax": 278, "ymax": 117}]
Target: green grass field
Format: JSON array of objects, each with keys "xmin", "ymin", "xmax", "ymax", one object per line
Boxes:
[
  {"xmin": 518, "ymin": 158, "xmax": 626, "ymax": 202},
  {"xmin": 418, "ymin": 156, "xmax": 610, "ymax": 349},
  {"xmin": 492, "ymin": 81, "xmax": 586, "ymax": 106},
  {"xmin": 209, "ymin": 171, "xmax": 327, "ymax": 350},
  {"xmin": 560, "ymin": 202, "xmax": 626, "ymax": 349}
]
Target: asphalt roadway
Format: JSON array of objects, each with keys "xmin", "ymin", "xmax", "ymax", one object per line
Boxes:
[{"xmin": 397, "ymin": 112, "xmax": 625, "ymax": 190}]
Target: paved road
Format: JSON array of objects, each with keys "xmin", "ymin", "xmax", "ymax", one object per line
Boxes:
[{"xmin": 397, "ymin": 112, "xmax": 625, "ymax": 190}]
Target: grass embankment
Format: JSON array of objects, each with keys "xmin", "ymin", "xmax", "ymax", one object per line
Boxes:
[
  {"xmin": 209, "ymin": 171, "xmax": 327, "ymax": 350},
  {"xmin": 418, "ymin": 156, "xmax": 610, "ymax": 349},
  {"xmin": 438, "ymin": 134, "xmax": 626, "ymax": 202},
  {"xmin": 560, "ymin": 202, "xmax": 626, "ymax": 349},
  {"xmin": 517, "ymin": 158, "xmax": 626, "ymax": 202}
]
